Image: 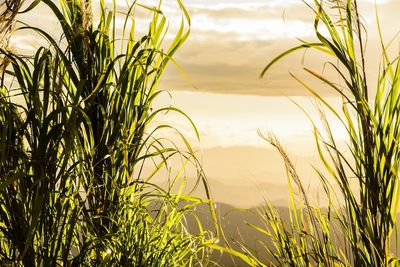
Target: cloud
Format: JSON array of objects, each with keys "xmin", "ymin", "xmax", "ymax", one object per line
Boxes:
[
  {"xmin": 11, "ymin": 0, "xmax": 400, "ymax": 97},
  {"xmin": 156, "ymin": 0, "xmax": 400, "ymax": 97},
  {"xmin": 191, "ymin": 15, "xmax": 313, "ymax": 41},
  {"xmin": 161, "ymin": 34, "xmax": 344, "ymax": 96}
]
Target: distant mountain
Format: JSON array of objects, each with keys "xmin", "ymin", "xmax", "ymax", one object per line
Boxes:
[
  {"xmin": 152, "ymin": 145, "xmax": 321, "ymax": 208},
  {"xmin": 187, "ymin": 202, "xmax": 400, "ymax": 266},
  {"xmin": 203, "ymin": 145, "xmax": 332, "ymax": 208},
  {"xmin": 204, "ymin": 177, "xmax": 291, "ymax": 208},
  {"xmin": 186, "ymin": 202, "xmax": 287, "ymax": 266}
]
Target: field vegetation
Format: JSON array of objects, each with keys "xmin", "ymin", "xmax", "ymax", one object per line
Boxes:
[
  {"xmin": 0, "ymin": 0, "xmax": 399, "ymax": 266},
  {"xmin": 0, "ymin": 0, "xmax": 217, "ymax": 265}
]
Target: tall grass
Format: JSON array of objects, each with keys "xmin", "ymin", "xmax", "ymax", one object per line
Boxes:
[
  {"xmin": 0, "ymin": 0, "xmax": 216, "ymax": 265},
  {"xmin": 229, "ymin": 0, "xmax": 400, "ymax": 266},
  {"xmin": 0, "ymin": 0, "xmax": 24, "ymax": 72}
]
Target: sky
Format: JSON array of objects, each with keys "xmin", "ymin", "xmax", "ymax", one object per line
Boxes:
[
  {"xmin": 154, "ymin": 0, "xmax": 400, "ymax": 207},
  {"xmin": 12, "ymin": 0, "xmax": 400, "ymax": 207}
]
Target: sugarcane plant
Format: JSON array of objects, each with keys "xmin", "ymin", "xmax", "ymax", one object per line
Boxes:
[
  {"xmin": 0, "ymin": 0, "xmax": 216, "ymax": 265},
  {"xmin": 231, "ymin": 0, "xmax": 400, "ymax": 266}
]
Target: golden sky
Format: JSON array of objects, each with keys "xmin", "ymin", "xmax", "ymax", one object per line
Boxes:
[
  {"xmin": 161, "ymin": 0, "xmax": 400, "ymax": 96},
  {"xmin": 12, "ymin": 0, "xmax": 400, "ymax": 207},
  {"xmin": 155, "ymin": 0, "xmax": 400, "ymax": 207}
]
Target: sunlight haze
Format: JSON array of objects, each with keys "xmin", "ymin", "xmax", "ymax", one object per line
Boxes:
[{"xmin": 13, "ymin": 0, "xmax": 400, "ymax": 207}]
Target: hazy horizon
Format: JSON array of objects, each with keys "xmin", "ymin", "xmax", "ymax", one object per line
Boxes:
[{"xmin": 12, "ymin": 0, "xmax": 400, "ymax": 207}]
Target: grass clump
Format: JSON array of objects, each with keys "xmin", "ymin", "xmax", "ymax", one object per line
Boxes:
[
  {"xmin": 0, "ymin": 0, "xmax": 216, "ymax": 265},
  {"xmin": 229, "ymin": 0, "xmax": 400, "ymax": 266}
]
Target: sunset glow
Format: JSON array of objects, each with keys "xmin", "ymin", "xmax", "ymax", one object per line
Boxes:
[{"xmin": 12, "ymin": 0, "xmax": 400, "ymax": 207}]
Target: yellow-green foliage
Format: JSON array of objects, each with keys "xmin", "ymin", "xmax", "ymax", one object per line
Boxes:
[
  {"xmin": 0, "ymin": 0, "xmax": 216, "ymax": 266},
  {"xmin": 235, "ymin": 0, "xmax": 400, "ymax": 266}
]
